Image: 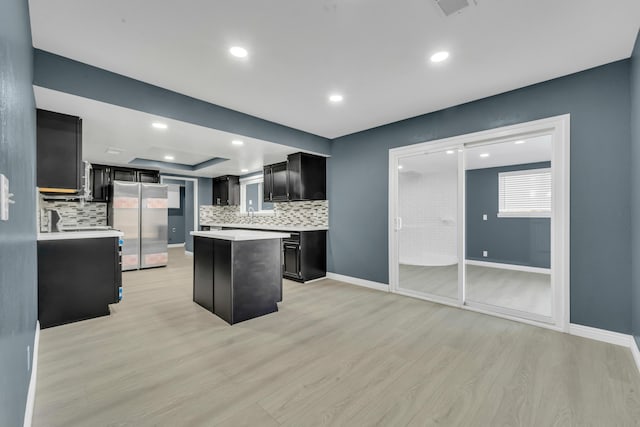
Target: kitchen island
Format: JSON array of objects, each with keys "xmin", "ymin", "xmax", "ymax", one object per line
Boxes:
[{"xmin": 190, "ymin": 229, "xmax": 290, "ymax": 324}]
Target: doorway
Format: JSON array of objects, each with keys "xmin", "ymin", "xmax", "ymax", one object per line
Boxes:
[
  {"xmin": 160, "ymin": 176, "xmax": 199, "ymax": 253},
  {"xmin": 389, "ymin": 115, "xmax": 569, "ymax": 331}
]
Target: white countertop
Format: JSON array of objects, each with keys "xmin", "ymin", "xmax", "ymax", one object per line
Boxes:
[
  {"xmin": 191, "ymin": 230, "xmax": 290, "ymax": 241},
  {"xmin": 37, "ymin": 230, "xmax": 124, "ymax": 241},
  {"xmin": 201, "ymin": 223, "xmax": 329, "ymax": 232}
]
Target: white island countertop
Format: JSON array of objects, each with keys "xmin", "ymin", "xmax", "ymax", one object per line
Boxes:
[
  {"xmin": 191, "ymin": 230, "xmax": 290, "ymax": 241},
  {"xmin": 37, "ymin": 230, "xmax": 124, "ymax": 241},
  {"xmin": 200, "ymin": 223, "xmax": 328, "ymax": 232}
]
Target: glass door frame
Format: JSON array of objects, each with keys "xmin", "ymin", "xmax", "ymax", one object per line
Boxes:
[{"xmin": 388, "ymin": 114, "xmax": 570, "ymax": 332}]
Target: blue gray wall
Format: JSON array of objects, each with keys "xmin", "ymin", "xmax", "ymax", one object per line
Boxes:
[
  {"xmin": 631, "ymin": 31, "xmax": 640, "ymax": 349},
  {"xmin": 163, "ymin": 176, "xmax": 211, "ymax": 252},
  {"xmin": 466, "ymin": 162, "xmax": 551, "ymax": 268},
  {"xmin": 168, "ymin": 186, "xmax": 186, "ymax": 244},
  {"xmin": 329, "ymin": 60, "xmax": 632, "ymax": 334},
  {"xmin": 33, "ymin": 49, "xmax": 332, "ymax": 156},
  {"xmin": 0, "ymin": 0, "xmax": 37, "ymax": 425}
]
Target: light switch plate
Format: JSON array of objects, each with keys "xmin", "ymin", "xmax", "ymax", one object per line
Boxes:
[
  {"xmin": 482, "ymin": 250, "xmax": 488, "ymax": 257},
  {"xmin": 0, "ymin": 174, "xmax": 9, "ymax": 221},
  {"xmin": 482, "ymin": 214, "xmax": 487, "ymax": 221}
]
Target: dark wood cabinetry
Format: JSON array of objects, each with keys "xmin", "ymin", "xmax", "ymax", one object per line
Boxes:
[
  {"xmin": 38, "ymin": 237, "xmax": 121, "ymax": 329},
  {"xmin": 287, "ymin": 152, "xmax": 326, "ymax": 201},
  {"xmin": 282, "ymin": 231, "xmax": 327, "ymax": 282},
  {"xmin": 89, "ymin": 164, "xmax": 160, "ymax": 202},
  {"xmin": 212, "ymin": 175, "xmax": 240, "ymax": 206},
  {"xmin": 263, "ymin": 162, "xmax": 289, "ymax": 202},
  {"xmin": 37, "ymin": 109, "xmax": 83, "ymax": 193},
  {"xmin": 90, "ymin": 164, "xmax": 111, "ymax": 202},
  {"xmin": 263, "ymin": 153, "xmax": 326, "ymax": 202}
]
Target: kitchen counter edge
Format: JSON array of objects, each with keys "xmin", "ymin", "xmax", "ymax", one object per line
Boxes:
[
  {"xmin": 200, "ymin": 223, "xmax": 329, "ymax": 232},
  {"xmin": 37, "ymin": 230, "xmax": 124, "ymax": 241}
]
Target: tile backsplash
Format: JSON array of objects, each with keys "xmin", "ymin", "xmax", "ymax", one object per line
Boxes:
[
  {"xmin": 200, "ymin": 200, "xmax": 328, "ymax": 227},
  {"xmin": 39, "ymin": 200, "xmax": 108, "ymax": 230}
]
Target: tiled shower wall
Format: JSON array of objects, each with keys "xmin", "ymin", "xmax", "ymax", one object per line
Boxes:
[
  {"xmin": 39, "ymin": 200, "xmax": 108, "ymax": 230},
  {"xmin": 200, "ymin": 200, "xmax": 328, "ymax": 227}
]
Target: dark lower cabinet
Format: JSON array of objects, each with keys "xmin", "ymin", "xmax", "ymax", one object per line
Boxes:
[
  {"xmin": 282, "ymin": 231, "xmax": 327, "ymax": 282},
  {"xmin": 38, "ymin": 237, "xmax": 122, "ymax": 329},
  {"xmin": 221, "ymin": 227, "xmax": 327, "ymax": 282}
]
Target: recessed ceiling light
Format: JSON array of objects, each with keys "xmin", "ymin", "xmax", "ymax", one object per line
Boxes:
[
  {"xmin": 164, "ymin": 155, "xmax": 175, "ymax": 161},
  {"xmin": 480, "ymin": 153, "xmax": 490, "ymax": 158},
  {"xmin": 105, "ymin": 147, "xmax": 123, "ymax": 155},
  {"xmin": 446, "ymin": 150, "xmax": 455, "ymax": 154},
  {"xmin": 430, "ymin": 51, "xmax": 450, "ymax": 63},
  {"xmin": 229, "ymin": 46, "xmax": 248, "ymax": 58},
  {"xmin": 514, "ymin": 140, "xmax": 526, "ymax": 144},
  {"xmin": 241, "ymin": 168, "xmax": 249, "ymax": 173},
  {"xmin": 398, "ymin": 165, "xmax": 404, "ymax": 170},
  {"xmin": 232, "ymin": 140, "xmax": 244, "ymax": 146},
  {"xmin": 329, "ymin": 94, "xmax": 344, "ymax": 103},
  {"xmin": 152, "ymin": 122, "xmax": 168, "ymax": 130}
]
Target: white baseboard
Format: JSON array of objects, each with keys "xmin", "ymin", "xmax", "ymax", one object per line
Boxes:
[
  {"xmin": 168, "ymin": 243, "xmax": 185, "ymax": 248},
  {"xmin": 184, "ymin": 251, "xmax": 193, "ymax": 256},
  {"xmin": 326, "ymin": 272, "xmax": 389, "ymax": 292},
  {"xmin": 465, "ymin": 259, "xmax": 551, "ymax": 274},
  {"xmin": 24, "ymin": 320, "xmax": 40, "ymax": 427},
  {"xmin": 568, "ymin": 323, "xmax": 634, "ymax": 347},
  {"xmin": 631, "ymin": 338, "xmax": 640, "ymax": 377}
]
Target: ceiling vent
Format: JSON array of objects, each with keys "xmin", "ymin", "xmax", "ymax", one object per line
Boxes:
[{"xmin": 435, "ymin": 0, "xmax": 472, "ymax": 16}]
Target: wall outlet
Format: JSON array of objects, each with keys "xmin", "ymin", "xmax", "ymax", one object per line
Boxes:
[
  {"xmin": 482, "ymin": 250, "xmax": 488, "ymax": 257},
  {"xmin": 27, "ymin": 345, "xmax": 31, "ymax": 371},
  {"xmin": 482, "ymin": 214, "xmax": 487, "ymax": 221}
]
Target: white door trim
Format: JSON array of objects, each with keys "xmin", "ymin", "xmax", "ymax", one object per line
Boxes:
[
  {"xmin": 160, "ymin": 176, "xmax": 200, "ymax": 236},
  {"xmin": 388, "ymin": 114, "xmax": 570, "ymax": 332}
]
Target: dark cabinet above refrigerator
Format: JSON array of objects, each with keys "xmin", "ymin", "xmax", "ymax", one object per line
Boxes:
[{"xmin": 89, "ymin": 164, "xmax": 160, "ymax": 202}]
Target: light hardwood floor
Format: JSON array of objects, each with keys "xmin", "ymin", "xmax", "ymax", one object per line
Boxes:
[
  {"xmin": 400, "ymin": 263, "xmax": 551, "ymax": 316},
  {"xmin": 34, "ymin": 249, "xmax": 640, "ymax": 426}
]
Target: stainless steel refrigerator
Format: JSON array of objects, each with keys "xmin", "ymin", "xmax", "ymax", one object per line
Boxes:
[{"xmin": 110, "ymin": 181, "xmax": 168, "ymax": 271}]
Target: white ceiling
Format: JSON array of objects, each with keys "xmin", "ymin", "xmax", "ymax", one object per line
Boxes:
[
  {"xmin": 34, "ymin": 87, "xmax": 301, "ymax": 178},
  {"xmin": 28, "ymin": 0, "xmax": 640, "ymax": 139},
  {"xmin": 399, "ymin": 134, "xmax": 551, "ymax": 173}
]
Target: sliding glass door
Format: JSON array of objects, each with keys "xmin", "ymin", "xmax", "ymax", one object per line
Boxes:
[{"xmin": 396, "ymin": 148, "xmax": 461, "ymax": 304}]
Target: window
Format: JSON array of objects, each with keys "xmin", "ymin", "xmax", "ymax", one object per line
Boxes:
[
  {"xmin": 240, "ymin": 175, "xmax": 274, "ymax": 214},
  {"xmin": 498, "ymin": 168, "xmax": 551, "ymax": 218}
]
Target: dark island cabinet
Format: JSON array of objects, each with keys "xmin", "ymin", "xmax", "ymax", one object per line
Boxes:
[
  {"xmin": 212, "ymin": 175, "xmax": 240, "ymax": 206},
  {"xmin": 263, "ymin": 162, "xmax": 289, "ymax": 202},
  {"xmin": 37, "ymin": 109, "xmax": 83, "ymax": 193},
  {"xmin": 287, "ymin": 152, "xmax": 326, "ymax": 201}
]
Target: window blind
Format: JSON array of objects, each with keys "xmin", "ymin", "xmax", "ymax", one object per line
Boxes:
[{"xmin": 498, "ymin": 168, "xmax": 551, "ymax": 215}]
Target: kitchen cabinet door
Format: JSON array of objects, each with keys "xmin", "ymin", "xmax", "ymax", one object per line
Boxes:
[
  {"xmin": 287, "ymin": 152, "xmax": 326, "ymax": 200},
  {"xmin": 90, "ymin": 164, "xmax": 111, "ymax": 202},
  {"xmin": 137, "ymin": 170, "xmax": 160, "ymax": 183},
  {"xmin": 264, "ymin": 162, "xmax": 288, "ymax": 202},
  {"xmin": 37, "ymin": 109, "xmax": 83, "ymax": 192},
  {"xmin": 212, "ymin": 175, "xmax": 240, "ymax": 205},
  {"xmin": 111, "ymin": 167, "xmax": 137, "ymax": 182},
  {"xmin": 283, "ymin": 242, "xmax": 301, "ymax": 280}
]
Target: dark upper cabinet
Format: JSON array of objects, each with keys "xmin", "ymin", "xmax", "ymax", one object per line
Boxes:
[
  {"xmin": 37, "ymin": 109, "xmax": 83, "ymax": 192},
  {"xmin": 287, "ymin": 152, "xmax": 326, "ymax": 201},
  {"xmin": 263, "ymin": 162, "xmax": 289, "ymax": 202},
  {"xmin": 213, "ymin": 175, "xmax": 240, "ymax": 206},
  {"xmin": 111, "ymin": 167, "xmax": 137, "ymax": 182},
  {"xmin": 90, "ymin": 164, "xmax": 111, "ymax": 202},
  {"xmin": 137, "ymin": 170, "xmax": 160, "ymax": 183},
  {"xmin": 91, "ymin": 165, "xmax": 160, "ymax": 202}
]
